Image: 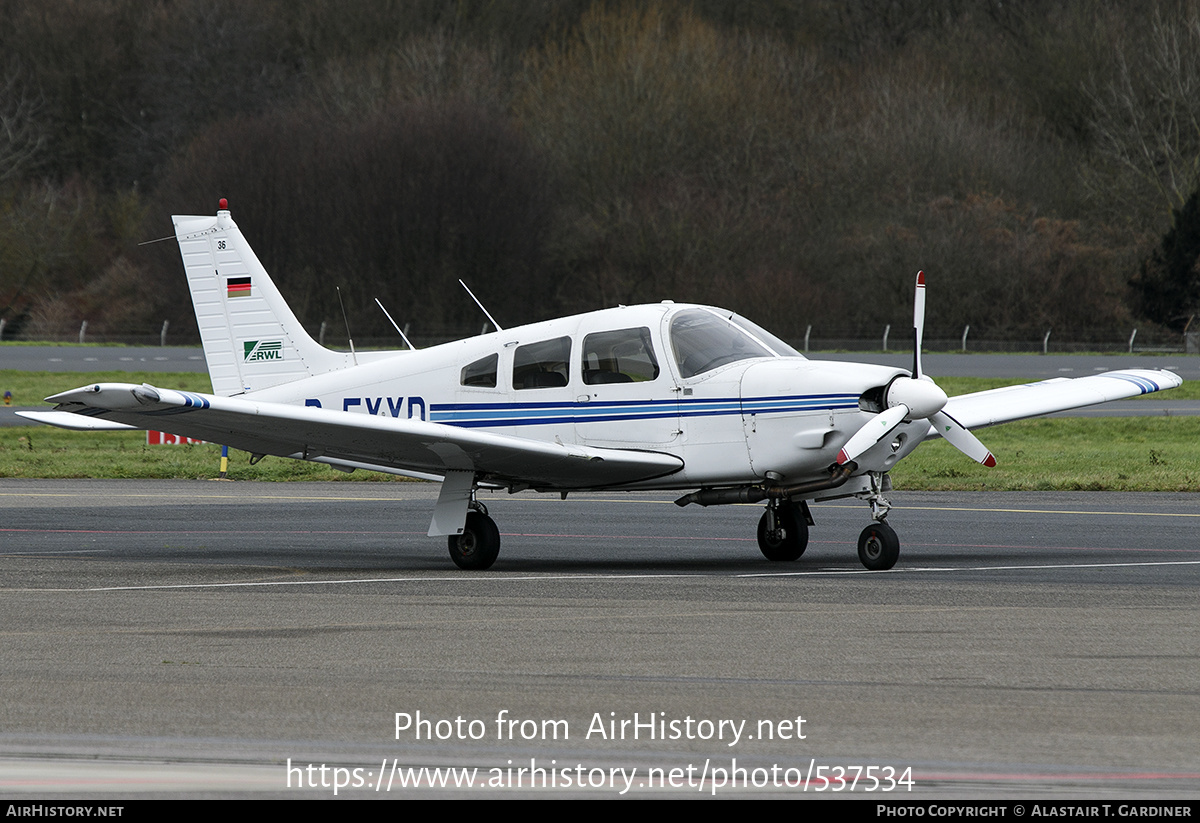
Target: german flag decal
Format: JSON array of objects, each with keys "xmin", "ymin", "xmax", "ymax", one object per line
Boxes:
[{"xmin": 227, "ymin": 277, "xmax": 252, "ymax": 298}]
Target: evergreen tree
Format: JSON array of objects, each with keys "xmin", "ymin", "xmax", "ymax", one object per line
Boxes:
[{"xmin": 1132, "ymin": 189, "xmax": 1200, "ymax": 331}]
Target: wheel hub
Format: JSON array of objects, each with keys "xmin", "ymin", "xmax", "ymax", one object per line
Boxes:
[{"xmin": 862, "ymin": 536, "xmax": 882, "ymax": 560}]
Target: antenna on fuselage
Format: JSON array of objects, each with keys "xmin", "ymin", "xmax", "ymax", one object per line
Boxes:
[
  {"xmin": 374, "ymin": 298, "xmax": 416, "ymax": 350},
  {"xmin": 458, "ymin": 279, "xmax": 503, "ymax": 332},
  {"xmin": 336, "ymin": 286, "xmax": 358, "ymax": 365}
]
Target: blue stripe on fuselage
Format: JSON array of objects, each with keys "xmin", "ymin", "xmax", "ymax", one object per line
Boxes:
[{"xmin": 429, "ymin": 394, "xmax": 858, "ymax": 428}]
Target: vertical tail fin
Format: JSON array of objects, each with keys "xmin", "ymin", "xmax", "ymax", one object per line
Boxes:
[{"xmin": 173, "ymin": 200, "xmax": 353, "ymax": 396}]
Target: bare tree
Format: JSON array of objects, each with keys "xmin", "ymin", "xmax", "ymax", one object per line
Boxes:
[
  {"xmin": 0, "ymin": 62, "xmax": 47, "ymax": 182},
  {"xmin": 1085, "ymin": 7, "xmax": 1200, "ymax": 222}
]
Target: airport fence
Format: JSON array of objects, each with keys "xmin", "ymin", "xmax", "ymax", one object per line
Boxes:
[{"xmin": 1, "ymin": 320, "xmax": 1193, "ymax": 355}]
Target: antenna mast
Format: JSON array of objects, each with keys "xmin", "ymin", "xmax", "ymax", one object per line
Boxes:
[
  {"xmin": 336, "ymin": 287, "xmax": 358, "ymax": 365},
  {"xmin": 458, "ymin": 280, "xmax": 503, "ymax": 332},
  {"xmin": 375, "ymin": 298, "xmax": 416, "ymax": 350}
]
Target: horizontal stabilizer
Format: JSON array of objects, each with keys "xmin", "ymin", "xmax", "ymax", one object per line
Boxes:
[{"xmin": 15, "ymin": 411, "xmax": 136, "ymax": 431}]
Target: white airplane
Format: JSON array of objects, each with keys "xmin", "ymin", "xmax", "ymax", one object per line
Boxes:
[{"xmin": 20, "ymin": 200, "xmax": 1183, "ymax": 571}]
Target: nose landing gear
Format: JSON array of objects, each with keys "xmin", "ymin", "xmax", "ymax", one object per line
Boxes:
[{"xmin": 857, "ymin": 521, "xmax": 899, "ymax": 571}]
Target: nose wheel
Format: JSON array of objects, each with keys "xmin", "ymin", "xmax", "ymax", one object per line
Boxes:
[{"xmin": 857, "ymin": 521, "xmax": 899, "ymax": 571}]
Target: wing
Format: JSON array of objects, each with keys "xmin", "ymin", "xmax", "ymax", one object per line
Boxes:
[
  {"xmin": 18, "ymin": 383, "xmax": 683, "ymax": 490},
  {"xmin": 938, "ymin": 369, "xmax": 1183, "ymax": 431}
]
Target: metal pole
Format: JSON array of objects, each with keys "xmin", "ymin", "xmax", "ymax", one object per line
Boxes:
[
  {"xmin": 882, "ymin": 324, "xmax": 890, "ymax": 352},
  {"xmin": 319, "ymin": 321, "xmax": 327, "ymax": 346},
  {"xmin": 78, "ymin": 320, "xmax": 87, "ymax": 344},
  {"xmin": 160, "ymin": 320, "xmax": 169, "ymax": 347},
  {"xmin": 1128, "ymin": 328, "xmax": 1137, "ymax": 353},
  {"xmin": 1042, "ymin": 329, "xmax": 1051, "ymax": 355},
  {"xmin": 804, "ymin": 324, "xmax": 811, "ymax": 353},
  {"xmin": 961, "ymin": 325, "xmax": 969, "ymax": 352}
]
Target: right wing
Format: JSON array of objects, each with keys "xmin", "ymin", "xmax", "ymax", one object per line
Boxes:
[{"xmin": 938, "ymin": 369, "xmax": 1183, "ymax": 431}]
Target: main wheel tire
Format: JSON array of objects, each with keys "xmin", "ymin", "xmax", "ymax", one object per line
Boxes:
[
  {"xmin": 447, "ymin": 511, "xmax": 501, "ymax": 570},
  {"xmin": 757, "ymin": 503, "xmax": 808, "ymax": 561},
  {"xmin": 857, "ymin": 522, "xmax": 899, "ymax": 571}
]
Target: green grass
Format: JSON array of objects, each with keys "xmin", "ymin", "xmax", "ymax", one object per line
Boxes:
[
  {"xmin": 3, "ymin": 371, "xmax": 1196, "ymax": 490},
  {"xmin": 891, "ymin": 417, "xmax": 1200, "ymax": 492},
  {"xmin": 0, "ymin": 428, "xmax": 401, "ymax": 481}
]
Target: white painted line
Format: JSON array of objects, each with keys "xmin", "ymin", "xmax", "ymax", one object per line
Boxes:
[{"xmin": 16, "ymin": 560, "xmax": 1200, "ymax": 593}]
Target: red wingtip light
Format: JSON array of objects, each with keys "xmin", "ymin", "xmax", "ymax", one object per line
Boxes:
[
  {"xmin": 218, "ymin": 198, "xmax": 228, "ymax": 211},
  {"xmin": 916, "ymin": 270, "xmax": 925, "ymax": 286}
]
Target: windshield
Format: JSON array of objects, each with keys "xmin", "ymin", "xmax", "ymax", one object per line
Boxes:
[
  {"xmin": 669, "ymin": 309, "xmax": 775, "ymax": 378},
  {"xmin": 728, "ymin": 313, "xmax": 803, "ymax": 358}
]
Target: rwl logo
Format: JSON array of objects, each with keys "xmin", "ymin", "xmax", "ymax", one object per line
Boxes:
[{"xmin": 244, "ymin": 340, "xmax": 283, "ymax": 362}]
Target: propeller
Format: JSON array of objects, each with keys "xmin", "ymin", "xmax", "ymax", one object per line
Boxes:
[{"xmin": 836, "ymin": 272, "xmax": 996, "ymax": 468}]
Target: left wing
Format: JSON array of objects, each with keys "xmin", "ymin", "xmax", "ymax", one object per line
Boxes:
[
  {"xmin": 937, "ymin": 369, "xmax": 1182, "ymax": 431},
  {"xmin": 18, "ymin": 383, "xmax": 684, "ymax": 490}
]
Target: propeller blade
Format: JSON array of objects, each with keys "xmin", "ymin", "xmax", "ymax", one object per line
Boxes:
[
  {"xmin": 837, "ymin": 271, "xmax": 995, "ymax": 472},
  {"xmin": 930, "ymin": 410, "xmax": 997, "ymax": 467},
  {"xmin": 912, "ymin": 271, "xmax": 926, "ymax": 380},
  {"xmin": 837, "ymin": 404, "xmax": 910, "ymax": 465}
]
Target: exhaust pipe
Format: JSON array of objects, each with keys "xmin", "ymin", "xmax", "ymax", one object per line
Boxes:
[{"xmin": 674, "ymin": 462, "xmax": 857, "ymax": 507}]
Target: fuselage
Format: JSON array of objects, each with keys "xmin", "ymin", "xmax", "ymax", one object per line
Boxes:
[{"xmin": 248, "ymin": 302, "xmax": 920, "ymax": 489}]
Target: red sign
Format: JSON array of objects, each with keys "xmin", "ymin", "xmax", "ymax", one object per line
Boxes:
[{"xmin": 147, "ymin": 431, "xmax": 205, "ymax": 445}]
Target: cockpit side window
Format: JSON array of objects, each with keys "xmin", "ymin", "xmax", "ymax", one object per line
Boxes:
[
  {"xmin": 582, "ymin": 327, "xmax": 659, "ymax": 385},
  {"xmin": 460, "ymin": 353, "xmax": 498, "ymax": 388},
  {"xmin": 669, "ymin": 309, "xmax": 774, "ymax": 378},
  {"xmin": 513, "ymin": 336, "xmax": 571, "ymax": 389}
]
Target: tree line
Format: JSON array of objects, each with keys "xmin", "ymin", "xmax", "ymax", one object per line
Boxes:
[{"xmin": 2, "ymin": 0, "xmax": 1199, "ymax": 346}]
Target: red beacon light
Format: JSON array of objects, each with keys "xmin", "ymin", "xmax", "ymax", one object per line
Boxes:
[{"xmin": 218, "ymin": 198, "xmax": 228, "ymax": 211}]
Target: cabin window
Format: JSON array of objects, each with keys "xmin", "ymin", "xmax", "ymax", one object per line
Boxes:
[
  {"xmin": 669, "ymin": 309, "xmax": 774, "ymax": 378},
  {"xmin": 513, "ymin": 336, "xmax": 571, "ymax": 389},
  {"xmin": 460, "ymin": 353, "xmax": 498, "ymax": 388},
  {"xmin": 582, "ymin": 327, "xmax": 659, "ymax": 385}
]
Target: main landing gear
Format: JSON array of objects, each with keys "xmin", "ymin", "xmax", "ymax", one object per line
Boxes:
[
  {"xmin": 447, "ymin": 501, "xmax": 501, "ymax": 570},
  {"xmin": 756, "ymin": 499, "xmax": 811, "ymax": 561}
]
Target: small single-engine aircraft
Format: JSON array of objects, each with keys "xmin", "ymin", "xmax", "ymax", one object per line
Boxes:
[{"xmin": 21, "ymin": 200, "xmax": 1183, "ymax": 571}]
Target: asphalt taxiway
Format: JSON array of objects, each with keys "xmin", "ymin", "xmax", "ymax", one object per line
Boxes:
[{"xmin": 0, "ymin": 480, "xmax": 1197, "ymax": 797}]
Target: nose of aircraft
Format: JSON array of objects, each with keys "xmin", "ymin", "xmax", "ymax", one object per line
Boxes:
[
  {"xmin": 885, "ymin": 375, "xmax": 947, "ymax": 419},
  {"xmin": 835, "ymin": 272, "xmax": 996, "ymax": 469}
]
